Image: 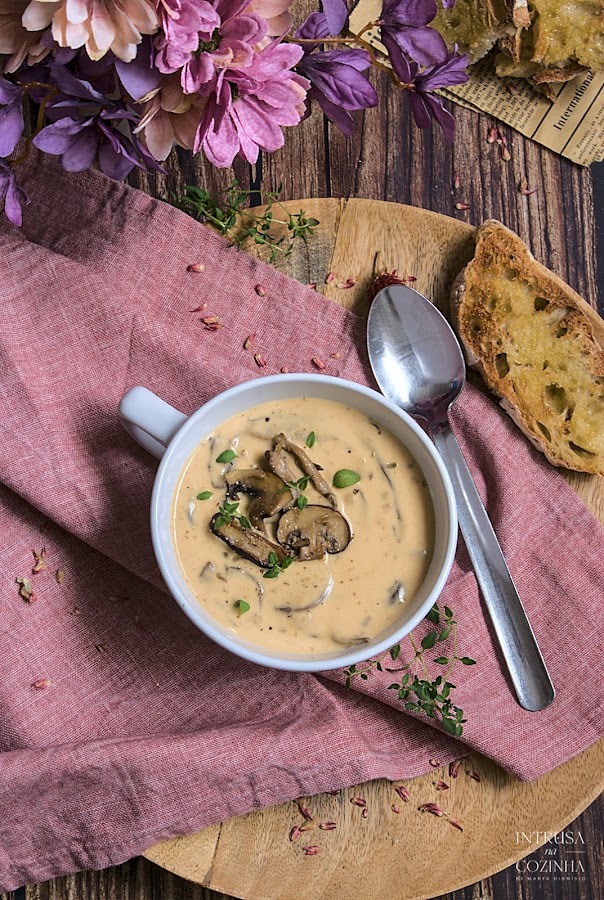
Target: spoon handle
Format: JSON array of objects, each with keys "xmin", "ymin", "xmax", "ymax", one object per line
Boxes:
[{"xmin": 432, "ymin": 424, "xmax": 555, "ymax": 712}]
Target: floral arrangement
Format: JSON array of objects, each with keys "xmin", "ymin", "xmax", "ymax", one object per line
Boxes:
[{"xmin": 0, "ymin": 0, "xmax": 468, "ymax": 226}]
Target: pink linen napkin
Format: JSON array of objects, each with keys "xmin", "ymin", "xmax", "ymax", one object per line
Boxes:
[{"xmin": 0, "ymin": 150, "xmax": 603, "ymax": 890}]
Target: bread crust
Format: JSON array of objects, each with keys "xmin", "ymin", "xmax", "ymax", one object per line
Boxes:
[{"xmin": 451, "ymin": 220, "xmax": 604, "ymax": 475}]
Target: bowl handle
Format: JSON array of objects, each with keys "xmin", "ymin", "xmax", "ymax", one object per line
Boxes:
[{"xmin": 118, "ymin": 386, "xmax": 188, "ymax": 460}]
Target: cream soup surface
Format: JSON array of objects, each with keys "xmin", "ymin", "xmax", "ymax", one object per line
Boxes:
[{"xmin": 172, "ymin": 397, "xmax": 435, "ymax": 655}]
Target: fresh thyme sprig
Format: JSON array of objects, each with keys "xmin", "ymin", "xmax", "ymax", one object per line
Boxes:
[
  {"xmin": 172, "ymin": 181, "xmax": 319, "ymax": 263},
  {"xmin": 214, "ymin": 501, "xmax": 251, "ymax": 530},
  {"xmin": 279, "ymin": 475, "xmax": 310, "ymax": 510},
  {"xmin": 263, "ymin": 551, "xmax": 295, "ymax": 579},
  {"xmin": 344, "ymin": 603, "xmax": 476, "ymax": 737}
]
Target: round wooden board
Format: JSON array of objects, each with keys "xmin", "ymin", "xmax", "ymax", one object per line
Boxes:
[{"xmin": 144, "ymin": 199, "xmax": 604, "ymax": 899}]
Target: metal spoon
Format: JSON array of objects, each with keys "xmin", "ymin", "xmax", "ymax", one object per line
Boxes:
[{"xmin": 367, "ymin": 283, "xmax": 555, "ymax": 712}]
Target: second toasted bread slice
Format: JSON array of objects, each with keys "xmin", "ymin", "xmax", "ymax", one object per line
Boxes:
[{"xmin": 451, "ymin": 220, "xmax": 604, "ymax": 475}]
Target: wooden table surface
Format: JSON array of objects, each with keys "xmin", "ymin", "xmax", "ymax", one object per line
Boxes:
[{"xmin": 3, "ymin": 18, "xmax": 603, "ymax": 898}]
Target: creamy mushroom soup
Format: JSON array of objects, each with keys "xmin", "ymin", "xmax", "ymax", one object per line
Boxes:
[{"xmin": 172, "ymin": 397, "xmax": 435, "ymax": 655}]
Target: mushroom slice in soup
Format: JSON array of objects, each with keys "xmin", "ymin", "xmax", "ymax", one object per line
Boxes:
[
  {"xmin": 273, "ymin": 433, "xmax": 337, "ymax": 508},
  {"xmin": 224, "ymin": 468, "xmax": 293, "ymax": 532},
  {"xmin": 211, "ymin": 515, "xmax": 292, "ymax": 567},
  {"xmin": 276, "ymin": 505, "xmax": 352, "ymax": 561}
]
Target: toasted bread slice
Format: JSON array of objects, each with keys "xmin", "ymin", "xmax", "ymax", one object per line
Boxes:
[{"xmin": 451, "ymin": 221, "xmax": 604, "ymax": 475}]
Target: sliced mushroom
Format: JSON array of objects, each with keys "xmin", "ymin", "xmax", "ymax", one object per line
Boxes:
[
  {"xmin": 224, "ymin": 468, "xmax": 293, "ymax": 532},
  {"xmin": 211, "ymin": 515, "xmax": 291, "ymax": 567},
  {"xmin": 276, "ymin": 505, "xmax": 352, "ymax": 561},
  {"xmin": 273, "ymin": 433, "xmax": 337, "ymax": 508},
  {"xmin": 265, "ymin": 447, "xmax": 297, "ymax": 487}
]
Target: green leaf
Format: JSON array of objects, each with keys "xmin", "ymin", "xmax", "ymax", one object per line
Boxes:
[
  {"xmin": 268, "ymin": 552, "xmax": 278, "ymax": 567},
  {"xmin": 438, "ymin": 626, "xmax": 451, "ymax": 642},
  {"xmin": 389, "ymin": 643, "xmax": 401, "ymax": 661},
  {"xmin": 460, "ymin": 657, "xmax": 476, "ymax": 666},
  {"xmin": 280, "ymin": 556, "xmax": 295, "ymax": 570},
  {"xmin": 426, "ymin": 605, "xmax": 440, "ymax": 624},
  {"xmin": 305, "ymin": 218, "xmax": 320, "ymax": 227},
  {"xmin": 297, "ymin": 495, "xmax": 308, "ymax": 511},
  {"xmin": 433, "ymin": 656, "xmax": 449, "ymax": 665},
  {"xmin": 214, "ymin": 516, "xmax": 226, "ymax": 529},
  {"xmin": 306, "ymin": 431, "xmax": 316, "ymax": 448},
  {"xmin": 238, "ymin": 516, "xmax": 251, "ymax": 530},
  {"xmin": 376, "ymin": 662, "xmax": 382, "ymax": 672},
  {"xmin": 196, "ymin": 491, "xmax": 212, "ymax": 500},
  {"xmin": 332, "ymin": 469, "xmax": 361, "ymax": 489},
  {"xmin": 444, "ymin": 605, "xmax": 453, "ymax": 619},
  {"xmin": 263, "ymin": 568, "xmax": 279, "ymax": 579},
  {"xmin": 421, "ymin": 630, "xmax": 437, "ymax": 650},
  {"xmin": 234, "ymin": 599, "xmax": 250, "ymax": 616},
  {"xmin": 297, "ymin": 476, "xmax": 310, "ymax": 491},
  {"xmin": 440, "ymin": 717, "xmax": 459, "ymax": 735},
  {"xmin": 216, "ymin": 449, "xmax": 237, "ymax": 464}
]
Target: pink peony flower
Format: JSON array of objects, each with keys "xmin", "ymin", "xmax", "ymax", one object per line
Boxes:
[
  {"xmin": 0, "ymin": 0, "xmax": 49, "ymax": 72},
  {"xmin": 246, "ymin": 0, "xmax": 292, "ymax": 36},
  {"xmin": 155, "ymin": 0, "xmax": 268, "ymax": 94},
  {"xmin": 21, "ymin": 0, "xmax": 159, "ymax": 62},
  {"xmin": 194, "ymin": 39, "xmax": 309, "ymax": 167},
  {"xmin": 135, "ymin": 73, "xmax": 206, "ymax": 159}
]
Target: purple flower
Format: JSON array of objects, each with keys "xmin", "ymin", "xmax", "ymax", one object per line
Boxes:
[
  {"xmin": 0, "ymin": 160, "xmax": 29, "ymax": 227},
  {"xmin": 295, "ymin": 13, "xmax": 377, "ymax": 137},
  {"xmin": 321, "ymin": 0, "xmax": 348, "ymax": 35},
  {"xmin": 387, "ymin": 42, "xmax": 468, "ymax": 140},
  {"xmin": 378, "ymin": 0, "xmax": 447, "ymax": 66},
  {"xmin": 32, "ymin": 65, "xmax": 162, "ymax": 179},
  {"xmin": 155, "ymin": 0, "xmax": 268, "ymax": 95},
  {"xmin": 194, "ymin": 39, "xmax": 309, "ymax": 167},
  {"xmin": 0, "ymin": 78, "xmax": 25, "ymax": 158}
]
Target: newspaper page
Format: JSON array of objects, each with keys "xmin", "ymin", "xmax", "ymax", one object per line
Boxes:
[{"xmin": 349, "ymin": 0, "xmax": 604, "ymax": 166}]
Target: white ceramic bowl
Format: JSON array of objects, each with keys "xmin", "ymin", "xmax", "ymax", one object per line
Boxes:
[{"xmin": 119, "ymin": 375, "xmax": 457, "ymax": 672}]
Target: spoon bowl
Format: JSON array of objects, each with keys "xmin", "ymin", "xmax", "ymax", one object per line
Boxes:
[{"xmin": 367, "ymin": 284, "xmax": 555, "ymax": 712}]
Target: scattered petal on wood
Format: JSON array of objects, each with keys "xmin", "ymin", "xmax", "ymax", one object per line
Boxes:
[
  {"xmin": 336, "ymin": 277, "xmax": 356, "ymax": 289},
  {"xmin": 418, "ymin": 802, "xmax": 444, "ymax": 817},
  {"xmin": 434, "ymin": 781, "xmax": 449, "ymax": 791},
  {"xmin": 254, "ymin": 352, "xmax": 267, "ymax": 368},
  {"xmin": 55, "ymin": 569, "xmax": 65, "ymax": 585},
  {"xmin": 254, "ymin": 284, "xmax": 266, "ymax": 296},
  {"xmin": 186, "ymin": 263, "xmax": 205, "ymax": 272},
  {"xmin": 428, "ymin": 759, "xmax": 441, "ymax": 768},
  {"xmin": 350, "ymin": 797, "xmax": 367, "ymax": 808},
  {"xmin": 311, "ymin": 356, "xmax": 326, "ymax": 370},
  {"xmin": 453, "ymin": 172, "xmax": 461, "ymax": 190},
  {"xmin": 403, "ymin": 275, "xmax": 417, "ymax": 283},
  {"xmin": 299, "ymin": 820, "xmax": 317, "ymax": 832},
  {"xmin": 326, "ymin": 789, "xmax": 340, "ymax": 796},
  {"xmin": 455, "ymin": 202, "xmax": 471, "ymax": 211},
  {"xmin": 303, "ymin": 846, "xmax": 321, "ymax": 856},
  {"xmin": 361, "ymin": 807, "xmax": 368, "ymax": 818},
  {"xmin": 289, "ymin": 826, "xmax": 301, "ymax": 842},
  {"xmin": 468, "ymin": 770, "xmax": 481, "ymax": 782},
  {"xmin": 487, "ymin": 126, "xmax": 498, "ymax": 144},
  {"xmin": 243, "ymin": 333, "xmax": 255, "ymax": 350},
  {"xmin": 394, "ymin": 784, "xmax": 411, "ymax": 802},
  {"xmin": 319, "ymin": 822, "xmax": 337, "ymax": 831},
  {"xmin": 448, "ymin": 818, "xmax": 464, "ymax": 832},
  {"xmin": 295, "ymin": 800, "xmax": 314, "ymax": 821},
  {"xmin": 32, "ymin": 549, "xmax": 47, "ymax": 573},
  {"xmin": 307, "ymin": 282, "xmax": 317, "ymax": 290},
  {"xmin": 391, "ymin": 804, "xmax": 401, "ymax": 814},
  {"xmin": 518, "ymin": 178, "xmax": 537, "ymax": 196},
  {"xmin": 324, "ymin": 271, "xmax": 335, "ymax": 284},
  {"xmin": 32, "ymin": 677, "xmax": 51, "ymax": 690},
  {"xmin": 500, "ymin": 144, "xmax": 511, "ymax": 162},
  {"xmin": 449, "ymin": 759, "xmax": 463, "ymax": 779}
]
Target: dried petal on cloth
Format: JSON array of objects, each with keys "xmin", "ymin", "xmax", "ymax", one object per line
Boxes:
[{"xmin": 0, "ymin": 150, "xmax": 602, "ymax": 890}]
